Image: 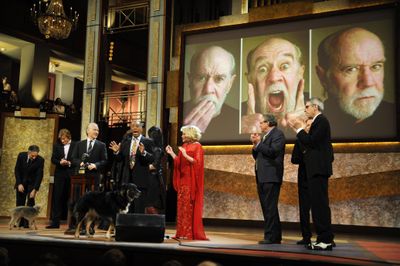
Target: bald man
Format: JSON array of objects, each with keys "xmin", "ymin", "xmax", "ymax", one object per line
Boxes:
[
  {"xmin": 183, "ymin": 46, "xmax": 238, "ymax": 142},
  {"xmin": 241, "ymin": 37, "xmax": 306, "ymax": 134},
  {"xmin": 317, "ymin": 27, "xmax": 395, "ymax": 139}
]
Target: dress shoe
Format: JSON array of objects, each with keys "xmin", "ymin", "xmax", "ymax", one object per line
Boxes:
[
  {"xmin": 296, "ymin": 239, "xmax": 311, "ymax": 245},
  {"xmin": 258, "ymin": 239, "xmax": 281, "ymax": 244},
  {"xmin": 307, "ymin": 242, "xmax": 333, "ymax": 251},
  {"xmin": 89, "ymin": 227, "xmax": 95, "ymax": 235},
  {"xmin": 79, "ymin": 229, "xmax": 87, "ymax": 235},
  {"xmin": 45, "ymin": 224, "xmax": 60, "ymax": 229}
]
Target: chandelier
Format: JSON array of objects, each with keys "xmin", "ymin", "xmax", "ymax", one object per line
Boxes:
[{"xmin": 31, "ymin": 0, "xmax": 79, "ymax": 40}]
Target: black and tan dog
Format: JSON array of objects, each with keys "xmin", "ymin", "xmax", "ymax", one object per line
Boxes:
[
  {"xmin": 73, "ymin": 183, "xmax": 141, "ymax": 239},
  {"xmin": 9, "ymin": 205, "xmax": 41, "ymax": 230}
]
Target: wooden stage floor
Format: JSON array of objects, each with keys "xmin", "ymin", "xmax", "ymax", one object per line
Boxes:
[{"xmin": 0, "ymin": 219, "xmax": 399, "ymax": 266}]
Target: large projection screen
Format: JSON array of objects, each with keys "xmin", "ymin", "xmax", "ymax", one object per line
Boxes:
[{"xmin": 181, "ymin": 8, "xmax": 398, "ymax": 144}]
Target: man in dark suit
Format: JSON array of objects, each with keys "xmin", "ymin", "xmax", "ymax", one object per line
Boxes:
[
  {"xmin": 250, "ymin": 114, "xmax": 285, "ymax": 244},
  {"xmin": 46, "ymin": 129, "xmax": 77, "ymax": 229},
  {"xmin": 71, "ymin": 122, "xmax": 108, "ymax": 190},
  {"xmin": 109, "ymin": 120, "xmax": 154, "ymax": 213},
  {"xmin": 14, "ymin": 145, "xmax": 44, "ymax": 227},
  {"xmin": 291, "ymin": 118, "xmax": 312, "ymax": 245},
  {"xmin": 289, "ymin": 97, "xmax": 335, "ymax": 250}
]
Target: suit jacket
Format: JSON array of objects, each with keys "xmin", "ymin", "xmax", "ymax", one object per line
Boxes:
[
  {"xmin": 71, "ymin": 139, "xmax": 108, "ymax": 176},
  {"xmin": 14, "ymin": 152, "xmax": 44, "ymax": 191},
  {"xmin": 291, "ymin": 139, "xmax": 307, "ymax": 183},
  {"xmin": 252, "ymin": 127, "xmax": 286, "ymax": 183},
  {"xmin": 51, "ymin": 141, "xmax": 77, "ymax": 178},
  {"xmin": 297, "ymin": 114, "xmax": 334, "ymax": 178},
  {"xmin": 115, "ymin": 134, "xmax": 154, "ymax": 188}
]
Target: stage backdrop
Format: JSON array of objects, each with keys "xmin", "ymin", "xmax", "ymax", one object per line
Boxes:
[
  {"xmin": 0, "ymin": 113, "xmax": 56, "ymax": 219},
  {"xmin": 202, "ymin": 148, "xmax": 400, "ymax": 228}
]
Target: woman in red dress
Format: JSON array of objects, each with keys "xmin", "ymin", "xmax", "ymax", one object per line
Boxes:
[{"xmin": 165, "ymin": 125, "xmax": 207, "ymax": 240}]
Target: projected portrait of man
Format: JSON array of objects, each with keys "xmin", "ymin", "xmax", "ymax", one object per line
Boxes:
[
  {"xmin": 183, "ymin": 46, "xmax": 238, "ymax": 141},
  {"xmin": 241, "ymin": 37, "xmax": 305, "ymax": 133},
  {"xmin": 316, "ymin": 27, "xmax": 396, "ymax": 139}
]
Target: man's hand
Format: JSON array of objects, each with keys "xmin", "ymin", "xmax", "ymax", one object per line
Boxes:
[
  {"xmin": 282, "ymin": 78, "xmax": 305, "ymax": 127},
  {"xmin": 18, "ymin": 184, "xmax": 24, "ymax": 193},
  {"xmin": 183, "ymin": 100, "xmax": 215, "ymax": 132},
  {"xmin": 60, "ymin": 158, "xmax": 69, "ymax": 166},
  {"xmin": 288, "ymin": 117, "xmax": 306, "ymax": 132},
  {"xmin": 242, "ymin": 83, "xmax": 263, "ymax": 133},
  {"xmin": 87, "ymin": 163, "xmax": 97, "ymax": 170},
  {"xmin": 139, "ymin": 142, "xmax": 145, "ymax": 154},
  {"xmin": 109, "ymin": 141, "xmax": 120, "ymax": 153},
  {"xmin": 29, "ymin": 189, "xmax": 37, "ymax": 199},
  {"xmin": 250, "ymin": 133, "xmax": 261, "ymax": 145}
]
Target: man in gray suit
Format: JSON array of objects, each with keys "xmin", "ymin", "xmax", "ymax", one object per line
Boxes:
[{"xmin": 251, "ymin": 114, "xmax": 286, "ymax": 244}]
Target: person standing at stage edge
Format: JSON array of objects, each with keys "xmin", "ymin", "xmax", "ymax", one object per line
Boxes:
[
  {"xmin": 250, "ymin": 114, "xmax": 285, "ymax": 245},
  {"xmin": 46, "ymin": 128, "xmax": 77, "ymax": 229},
  {"xmin": 165, "ymin": 125, "xmax": 208, "ymax": 240},
  {"xmin": 109, "ymin": 120, "xmax": 154, "ymax": 213},
  {"xmin": 288, "ymin": 97, "xmax": 335, "ymax": 251}
]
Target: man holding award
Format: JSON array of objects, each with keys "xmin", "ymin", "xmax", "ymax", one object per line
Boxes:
[{"xmin": 71, "ymin": 122, "xmax": 108, "ymax": 190}]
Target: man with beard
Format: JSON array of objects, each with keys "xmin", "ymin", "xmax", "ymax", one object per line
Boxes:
[
  {"xmin": 183, "ymin": 46, "xmax": 237, "ymax": 142},
  {"xmin": 316, "ymin": 27, "xmax": 395, "ymax": 139},
  {"xmin": 241, "ymin": 37, "xmax": 305, "ymax": 134}
]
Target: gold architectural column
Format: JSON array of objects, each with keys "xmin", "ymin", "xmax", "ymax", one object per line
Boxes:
[
  {"xmin": 146, "ymin": 0, "xmax": 166, "ymax": 128},
  {"xmin": 81, "ymin": 0, "xmax": 102, "ymax": 138}
]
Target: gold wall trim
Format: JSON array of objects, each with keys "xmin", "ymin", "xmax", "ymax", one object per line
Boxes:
[{"xmin": 204, "ymin": 142, "xmax": 400, "ymax": 155}]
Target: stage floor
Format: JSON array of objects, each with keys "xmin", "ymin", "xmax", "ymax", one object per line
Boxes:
[{"xmin": 0, "ymin": 219, "xmax": 399, "ymax": 266}]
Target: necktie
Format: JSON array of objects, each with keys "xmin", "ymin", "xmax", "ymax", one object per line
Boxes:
[
  {"xmin": 130, "ymin": 138, "xmax": 138, "ymax": 169},
  {"xmin": 88, "ymin": 140, "xmax": 93, "ymax": 153},
  {"xmin": 262, "ymin": 134, "xmax": 267, "ymax": 142}
]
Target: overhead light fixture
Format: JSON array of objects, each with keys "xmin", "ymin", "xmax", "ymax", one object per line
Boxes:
[{"xmin": 31, "ymin": 0, "xmax": 79, "ymax": 40}]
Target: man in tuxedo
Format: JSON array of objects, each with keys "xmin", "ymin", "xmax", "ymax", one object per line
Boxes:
[
  {"xmin": 71, "ymin": 122, "xmax": 108, "ymax": 190},
  {"xmin": 291, "ymin": 118, "xmax": 312, "ymax": 245},
  {"xmin": 109, "ymin": 120, "xmax": 154, "ymax": 213},
  {"xmin": 14, "ymin": 145, "xmax": 44, "ymax": 227},
  {"xmin": 250, "ymin": 114, "xmax": 285, "ymax": 245},
  {"xmin": 289, "ymin": 97, "xmax": 335, "ymax": 250},
  {"xmin": 46, "ymin": 129, "xmax": 77, "ymax": 229}
]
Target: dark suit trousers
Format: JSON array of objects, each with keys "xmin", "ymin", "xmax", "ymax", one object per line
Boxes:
[
  {"xmin": 257, "ymin": 182, "xmax": 282, "ymax": 242},
  {"xmin": 51, "ymin": 175, "xmax": 70, "ymax": 225},
  {"xmin": 298, "ymin": 178, "xmax": 312, "ymax": 240},
  {"xmin": 309, "ymin": 175, "xmax": 334, "ymax": 243}
]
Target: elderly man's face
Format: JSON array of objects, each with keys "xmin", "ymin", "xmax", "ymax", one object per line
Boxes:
[
  {"xmin": 87, "ymin": 124, "xmax": 99, "ymax": 139},
  {"xmin": 324, "ymin": 31, "xmax": 385, "ymax": 120},
  {"xmin": 188, "ymin": 48, "xmax": 236, "ymax": 117},
  {"xmin": 249, "ymin": 39, "xmax": 304, "ymax": 118}
]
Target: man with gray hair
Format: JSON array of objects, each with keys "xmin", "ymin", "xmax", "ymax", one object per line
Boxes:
[
  {"xmin": 183, "ymin": 45, "xmax": 238, "ymax": 141},
  {"xmin": 316, "ymin": 27, "xmax": 395, "ymax": 139},
  {"xmin": 288, "ymin": 97, "xmax": 335, "ymax": 251},
  {"xmin": 71, "ymin": 122, "xmax": 108, "ymax": 190},
  {"xmin": 250, "ymin": 114, "xmax": 285, "ymax": 245}
]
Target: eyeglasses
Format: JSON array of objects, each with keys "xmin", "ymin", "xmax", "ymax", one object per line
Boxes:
[{"xmin": 305, "ymin": 104, "xmax": 314, "ymax": 109}]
